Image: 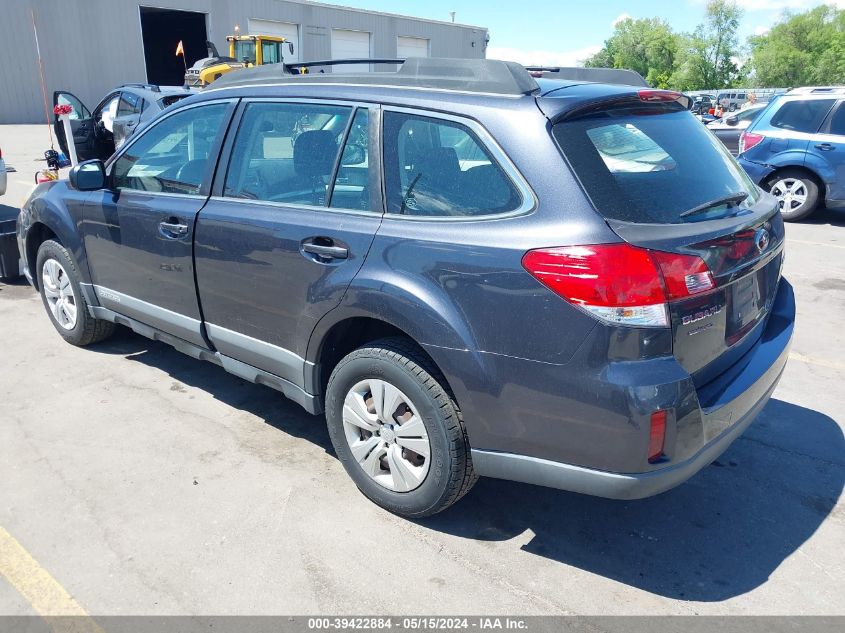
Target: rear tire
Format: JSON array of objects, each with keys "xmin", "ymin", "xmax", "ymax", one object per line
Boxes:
[
  {"xmin": 325, "ymin": 337, "xmax": 477, "ymax": 517},
  {"xmin": 36, "ymin": 240, "xmax": 115, "ymax": 346},
  {"xmin": 765, "ymin": 169, "xmax": 820, "ymax": 222}
]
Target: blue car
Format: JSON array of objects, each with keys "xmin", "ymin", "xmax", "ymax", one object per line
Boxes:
[
  {"xmin": 738, "ymin": 86, "xmax": 845, "ymax": 221},
  {"xmin": 17, "ymin": 59, "xmax": 793, "ymax": 517}
]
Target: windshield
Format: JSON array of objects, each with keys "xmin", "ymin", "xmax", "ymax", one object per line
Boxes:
[
  {"xmin": 233, "ymin": 41, "xmax": 257, "ymax": 64},
  {"xmin": 552, "ymin": 105, "xmax": 759, "ymax": 223}
]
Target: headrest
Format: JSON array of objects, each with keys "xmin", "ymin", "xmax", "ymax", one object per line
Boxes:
[
  {"xmin": 414, "ymin": 147, "xmax": 460, "ymax": 185},
  {"xmin": 294, "ymin": 130, "xmax": 337, "ymax": 177}
]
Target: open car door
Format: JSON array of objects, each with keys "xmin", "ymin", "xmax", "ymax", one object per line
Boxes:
[{"xmin": 53, "ymin": 91, "xmax": 95, "ymax": 160}]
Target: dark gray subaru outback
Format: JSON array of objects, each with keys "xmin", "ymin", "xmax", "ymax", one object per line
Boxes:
[{"xmin": 17, "ymin": 59, "xmax": 794, "ymax": 517}]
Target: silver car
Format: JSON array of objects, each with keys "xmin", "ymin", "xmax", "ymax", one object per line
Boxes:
[
  {"xmin": 53, "ymin": 83, "xmax": 192, "ymax": 162},
  {"xmin": 707, "ymin": 104, "xmax": 766, "ymax": 155}
]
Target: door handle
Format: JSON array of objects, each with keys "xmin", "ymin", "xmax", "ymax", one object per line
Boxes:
[
  {"xmin": 159, "ymin": 220, "xmax": 188, "ymax": 238},
  {"xmin": 301, "ymin": 239, "xmax": 348, "ymax": 260},
  {"xmin": 815, "ymin": 143, "xmax": 835, "ymax": 151}
]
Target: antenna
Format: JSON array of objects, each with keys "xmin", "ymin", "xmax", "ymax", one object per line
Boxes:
[{"xmin": 449, "ymin": 12, "xmax": 456, "ymax": 23}]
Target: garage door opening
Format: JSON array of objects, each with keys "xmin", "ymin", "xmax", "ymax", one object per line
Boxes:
[
  {"xmin": 331, "ymin": 29, "xmax": 371, "ymax": 73},
  {"xmin": 140, "ymin": 6, "xmax": 208, "ymax": 86}
]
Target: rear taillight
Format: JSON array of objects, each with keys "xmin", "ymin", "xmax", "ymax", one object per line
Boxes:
[
  {"xmin": 738, "ymin": 131, "xmax": 765, "ymax": 154},
  {"xmin": 638, "ymin": 89, "xmax": 683, "ymax": 103},
  {"xmin": 522, "ymin": 243, "xmax": 714, "ymax": 327},
  {"xmin": 648, "ymin": 410, "xmax": 667, "ymax": 463},
  {"xmin": 650, "ymin": 250, "xmax": 715, "ymax": 300}
]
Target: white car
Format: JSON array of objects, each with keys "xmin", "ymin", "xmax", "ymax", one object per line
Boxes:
[{"xmin": 0, "ymin": 146, "xmax": 7, "ymax": 196}]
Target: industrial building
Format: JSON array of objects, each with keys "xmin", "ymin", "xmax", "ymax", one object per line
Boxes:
[{"xmin": 0, "ymin": 0, "xmax": 489, "ymax": 123}]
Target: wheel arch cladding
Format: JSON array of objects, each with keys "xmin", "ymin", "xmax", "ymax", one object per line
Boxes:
[
  {"xmin": 307, "ymin": 310, "xmax": 491, "ymax": 446},
  {"xmin": 25, "ymin": 193, "xmax": 90, "ymax": 288},
  {"xmin": 25, "ymin": 223, "xmax": 59, "ymax": 290},
  {"xmin": 767, "ymin": 165, "xmax": 825, "ymax": 191}
]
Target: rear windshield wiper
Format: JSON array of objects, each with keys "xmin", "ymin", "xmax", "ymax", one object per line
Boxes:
[{"xmin": 679, "ymin": 192, "xmax": 749, "ymax": 219}]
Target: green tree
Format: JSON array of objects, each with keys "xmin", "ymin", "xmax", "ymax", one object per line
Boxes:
[
  {"xmin": 749, "ymin": 5, "xmax": 845, "ymax": 87},
  {"xmin": 585, "ymin": 17, "xmax": 679, "ymax": 88},
  {"xmin": 671, "ymin": 0, "xmax": 743, "ymax": 90}
]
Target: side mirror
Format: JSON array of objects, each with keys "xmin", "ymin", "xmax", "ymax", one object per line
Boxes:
[
  {"xmin": 69, "ymin": 159, "xmax": 107, "ymax": 191},
  {"xmin": 725, "ymin": 116, "xmax": 739, "ymax": 127}
]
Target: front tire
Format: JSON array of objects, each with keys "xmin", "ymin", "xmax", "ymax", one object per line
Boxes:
[
  {"xmin": 766, "ymin": 170, "xmax": 820, "ymax": 222},
  {"xmin": 36, "ymin": 240, "xmax": 114, "ymax": 346},
  {"xmin": 325, "ymin": 338, "xmax": 477, "ymax": 517}
]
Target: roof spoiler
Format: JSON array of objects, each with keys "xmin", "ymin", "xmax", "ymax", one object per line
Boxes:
[{"xmin": 525, "ymin": 66, "xmax": 648, "ymax": 88}]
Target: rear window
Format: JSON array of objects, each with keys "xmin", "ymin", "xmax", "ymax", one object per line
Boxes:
[
  {"xmin": 770, "ymin": 99, "xmax": 835, "ymax": 133},
  {"xmin": 159, "ymin": 94, "xmax": 190, "ymax": 109},
  {"xmin": 552, "ymin": 105, "xmax": 759, "ymax": 224}
]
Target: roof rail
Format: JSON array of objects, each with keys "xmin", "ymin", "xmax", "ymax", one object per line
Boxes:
[
  {"xmin": 285, "ymin": 58, "xmax": 404, "ymax": 72},
  {"xmin": 209, "ymin": 57, "xmax": 540, "ymax": 96},
  {"xmin": 525, "ymin": 66, "xmax": 648, "ymax": 88},
  {"xmin": 787, "ymin": 86, "xmax": 845, "ymax": 95},
  {"xmin": 120, "ymin": 83, "xmax": 161, "ymax": 93}
]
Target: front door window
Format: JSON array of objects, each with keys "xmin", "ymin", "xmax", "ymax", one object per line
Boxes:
[{"xmin": 112, "ymin": 103, "xmax": 229, "ymax": 195}]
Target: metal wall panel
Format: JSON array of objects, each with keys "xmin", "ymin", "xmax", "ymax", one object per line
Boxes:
[{"xmin": 1, "ymin": 0, "xmax": 488, "ymax": 123}]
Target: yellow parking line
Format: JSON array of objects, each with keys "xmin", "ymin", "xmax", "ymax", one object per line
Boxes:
[
  {"xmin": 789, "ymin": 352, "xmax": 845, "ymax": 371},
  {"xmin": 786, "ymin": 238, "xmax": 845, "ymax": 250},
  {"xmin": 0, "ymin": 525, "xmax": 104, "ymax": 633}
]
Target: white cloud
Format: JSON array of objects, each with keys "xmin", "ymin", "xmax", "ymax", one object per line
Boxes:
[
  {"xmin": 754, "ymin": 25, "xmax": 771, "ymax": 35},
  {"xmin": 613, "ymin": 13, "xmax": 633, "ymax": 27},
  {"xmin": 487, "ymin": 45, "xmax": 602, "ymax": 68}
]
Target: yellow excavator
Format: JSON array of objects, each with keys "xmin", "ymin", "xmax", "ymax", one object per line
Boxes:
[{"xmin": 184, "ymin": 35, "xmax": 295, "ymax": 88}]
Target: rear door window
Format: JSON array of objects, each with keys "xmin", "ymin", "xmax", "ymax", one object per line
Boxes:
[
  {"xmin": 383, "ymin": 111, "xmax": 522, "ymax": 217},
  {"xmin": 117, "ymin": 92, "xmax": 143, "ymax": 117},
  {"xmin": 552, "ymin": 105, "xmax": 759, "ymax": 223},
  {"xmin": 223, "ymin": 101, "xmax": 352, "ymax": 206},
  {"xmin": 770, "ymin": 99, "xmax": 835, "ymax": 133},
  {"xmin": 329, "ymin": 108, "xmax": 373, "ymax": 212},
  {"xmin": 825, "ymin": 101, "xmax": 845, "ymax": 136}
]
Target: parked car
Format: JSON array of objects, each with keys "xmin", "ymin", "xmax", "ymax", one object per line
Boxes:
[
  {"xmin": 18, "ymin": 59, "xmax": 793, "ymax": 517},
  {"xmin": 715, "ymin": 91, "xmax": 749, "ymax": 112},
  {"xmin": 54, "ymin": 84, "xmax": 192, "ymax": 162},
  {"xmin": 738, "ymin": 86, "xmax": 845, "ymax": 221},
  {"xmin": 691, "ymin": 94, "xmax": 715, "ymax": 115},
  {"xmin": 707, "ymin": 103, "xmax": 767, "ymax": 154}
]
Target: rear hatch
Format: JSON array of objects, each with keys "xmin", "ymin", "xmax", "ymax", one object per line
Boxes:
[{"xmin": 541, "ymin": 90, "xmax": 785, "ymax": 388}]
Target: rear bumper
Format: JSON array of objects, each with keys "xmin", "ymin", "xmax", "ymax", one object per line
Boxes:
[{"xmin": 470, "ymin": 280, "xmax": 794, "ymax": 499}]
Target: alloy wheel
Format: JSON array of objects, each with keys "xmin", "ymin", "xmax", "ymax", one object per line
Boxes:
[
  {"xmin": 770, "ymin": 178, "xmax": 808, "ymax": 213},
  {"xmin": 342, "ymin": 378, "xmax": 431, "ymax": 492},
  {"xmin": 41, "ymin": 258, "xmax": 77, "ymax": 330}
]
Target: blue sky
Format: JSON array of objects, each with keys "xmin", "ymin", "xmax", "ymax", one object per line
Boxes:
[{"xmin": 337, "ymin": 0, "xmax": 844, "ymax": 65}]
